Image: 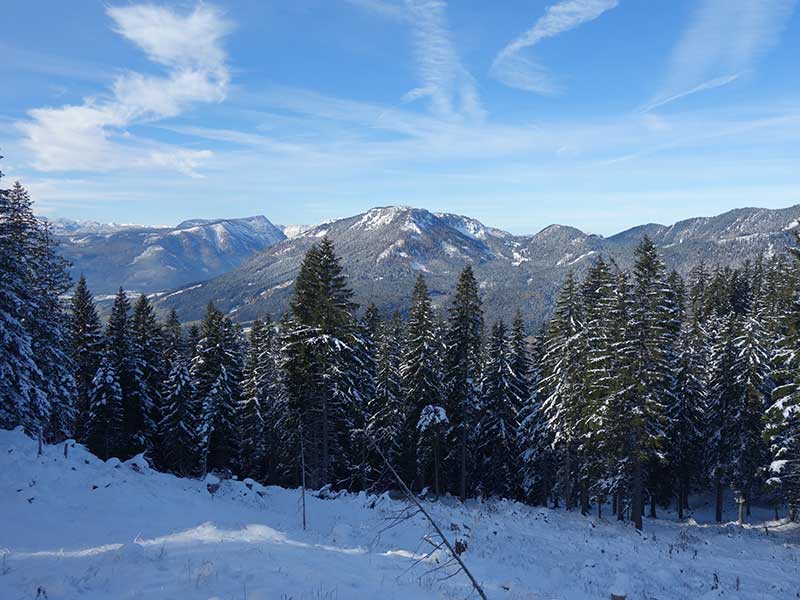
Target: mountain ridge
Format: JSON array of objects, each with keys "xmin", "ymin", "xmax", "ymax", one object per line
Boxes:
[{"xmin": 154, "ymin": 203, "xmax": 800, "ymax": 326}]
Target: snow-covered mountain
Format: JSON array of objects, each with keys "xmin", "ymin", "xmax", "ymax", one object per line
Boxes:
[
  {"xmin": 156, "ymin": 204, "xmax": 800, "ymax": 325},
  {"xmin": 56, "ymin": 215, "xmax": 286, "ymax": 295}
]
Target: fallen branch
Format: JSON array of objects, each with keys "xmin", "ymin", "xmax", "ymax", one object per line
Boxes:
[{"xmin": 366, "ymin": 436, "xmax": 488, "ymax": 600}]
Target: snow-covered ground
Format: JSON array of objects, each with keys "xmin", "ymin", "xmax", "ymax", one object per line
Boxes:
[{"xmin": 1, "ymin": 428, "xmax": 798, "ymax": 600}]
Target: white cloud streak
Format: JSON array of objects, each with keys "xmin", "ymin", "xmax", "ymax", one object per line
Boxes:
[
  {"xmin": 491, "ymin": 0, "xmax": 618, "ymax": 94},
  {"xmin": 403, "ymin": 0, "xmax": 484, "ymax": 121},
  {"xmin": 348, "ymin": 0, "xmax": 483, "ymax": 121},
  {"xmin": 647, "ymin": 0, "xmax": 797, "ymax": 110},
  {"xmin": 16, "ymin": 3, "xmax": 232, "ymax": 175}
]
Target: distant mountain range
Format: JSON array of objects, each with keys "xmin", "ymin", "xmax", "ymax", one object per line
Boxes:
[
  {"xmin": 53, "ymin": 216, "xmax": 286, "ymax": 295},
  {"xmin": 150, "ymin": 204, "xmax": 800, "ymax": 326}
]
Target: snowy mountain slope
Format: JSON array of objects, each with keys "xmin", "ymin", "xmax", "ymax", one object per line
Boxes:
[
  {"xmin": 2, "ymin": 428, "xmax": 799, "ymax": 600},
  {"xmin": 156, "ymin": 204, "xmax": 800, "ymax": 325},
  {"xmin": 55, "ymin": 216, "xmax": 286, "ymax": 296}
]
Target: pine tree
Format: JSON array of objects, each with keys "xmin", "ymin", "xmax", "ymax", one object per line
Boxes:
[
  {"xmin": 85, "ymin": 353, "xmax": 124, "ymax": 460},
  {"xmin": 162, "ymin": 308, "xmax": 185, "ymax": 365},
  {"xmin": 417, "ymin": 404, "xmax": 448, "ymax": 496},
  {"xmin": 615, "ymin": 237, "xmax": 671, "ymax": 529},
  {"xmin": 70, "ymin": 275, "xmax": 104, "ymax": 440},
  {"xmin": 282, "ymin": 238, "xmax": 366, "ymax": 489},
  {"xmin": 159, "ymin": 356, "xmax": 199, "ymax": 476},
  {"xmin": 477, "ymin": 320, "xmax": 519, "ymax": 498},
  {"xmin": 30, "ymin": 220, "xmax": 77, "ymax": 441},
  {"xmin": 579, "ymin": 256, "xmax": 618, "ymax": 513},
  {"xmin": 707, "ymin": 313, "xmax": 741, "ymax": 522},
  {"xmin": 508, "ymin": 311, "xmax": 531, "ymax": 413},
  {"xmin": 367, "ymin": 311, "xmax": 404, "ymax": 489},
  {"xmin": 667, "ymin": 315, "xmax": 707, "ymax": 519},
  {"xmin": 132, "ymin": 294, "xmax": 163, "ymax": 451},
  {"xmin": 443, "ymin": 265, "xmax": 483, "ymax": 501},
  {"xmin": 729, "ymin": 309, "xmax": 772, "ymax": 508},
  {"xmin": 0, "ymin": 180, "xmax": 48, "ymax": 435},
  {"xmin": 191, "ymin": 303, "xmax": 243, "ymax": 474},
  {"xmin": 239, "ymin": 318, "xmax": 269, "ymax": 480},
  {"xmin": 518, "ymin": 328, "xmax": 554, "ymax": 505},
  {"xmin": 539, "ymin": 272, "xmax": 585, "ymax": 510},
  {"xmin": 400, "ymin": 274, "xmax": 443, "ymax": 488}
]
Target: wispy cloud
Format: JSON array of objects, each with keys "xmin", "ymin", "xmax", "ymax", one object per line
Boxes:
[
  {"xmin": 402, "ymin": 0, "xmax": 484, "ymax": 121},
  {"xmin": 491, "ymin": 0, "xmax": 618, "ymax": 94},
  {"xmin": 344, "ymin": 0, "xmax": 408, "ymax": 21},
  {"xmin": 347, "ymin": 0, "xmax": 483, "ymax": 121},
  {"xmin": 646, "ymin": 0, "xmax": 797, "ymax": 110},
  {"xmin": 16, "ymin": 3, "xmax": 232, "ymax": 175}
]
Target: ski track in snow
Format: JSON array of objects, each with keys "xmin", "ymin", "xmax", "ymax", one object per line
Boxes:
[{"xmin": 1, "ymin": 428, "xmax": 799, "ymax": 599}]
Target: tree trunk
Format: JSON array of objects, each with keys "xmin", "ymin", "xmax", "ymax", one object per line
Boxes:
[
  {"xmin": 612, "ymin": 491, "xmax": 618, "ymax": 517},
  {"xmin": 321, "ymin": 396, "xmax": 329, "ymax": 488},
  {"xmin": 677, "ymin": 480, "xmax": 684, "ymax": 520},
  {"xmin": 649, "ymin": 492, "xmax": 656, "ymax": 519},
  {"xmin": 745, "ymin": 484, "xmax": 752, "ymax": 517},
  {"xmin": 715, "ymin": 479, "xmax": 723, "ymax": 523},
  {"xmin": 631, "ymin": 459, "xmax": 643, "ymax": 530},
  {"xmin": 564, "ymin": 446, "xmax": 573, "ymax": 510},
  {"xmin": 598, "ymin": 496, "xmax": 603, "ymax": 519},
  {"xmin": 459, "ymin": 426, "xmax": 467, "ymax": 502},
  {"xmin": 737, "ymin": 493, "xmax": 744, "ymax": 526},
  {"xmin": 433, "ymin": 437, "xmax": 440, "ymax": 496},
  {"xmin": 617, "ymin": 485, "xmax": 625, "ymax": 521},
  {"xmin": 580, "ymin": 480, "xmax": 589, "ymax": 516}
]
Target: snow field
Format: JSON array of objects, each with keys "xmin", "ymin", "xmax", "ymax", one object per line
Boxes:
[{"xmin": 1, "ymin": 428, "xmax": 798, "ymax": 600}]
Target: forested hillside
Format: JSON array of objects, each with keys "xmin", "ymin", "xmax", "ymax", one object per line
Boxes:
[{"xmin": 3, "ymin": 166, "xmax": 799, "ymax": 534}]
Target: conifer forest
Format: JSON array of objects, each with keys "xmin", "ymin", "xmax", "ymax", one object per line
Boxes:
[{"xmin": 3, "ymin": 165, "xmax": 799, "ymax": 537}]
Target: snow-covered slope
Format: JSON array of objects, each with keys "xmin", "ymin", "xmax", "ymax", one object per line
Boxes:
[
  {"xmin": 157, "ymin": 204, "xmax": 800, "ymax": 326},
  {"xmin": 55, "ymin": 216, "xmax": 286, "ymax": 296},
  {"xmin": 1, "ymin": 428, "xmax": 798, "ymax": 599}
]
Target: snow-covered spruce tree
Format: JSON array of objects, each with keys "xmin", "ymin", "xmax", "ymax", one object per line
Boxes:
[
  {"xmin": 349, "ymin": 304, "xmax": 380, "ymax": 490},
  {"xmin": 476, "ymin": 320, "xmax": 520, "ymax": 498},
  {"xmin": 644, "ymin": 270, "xmax": 686, "ymax": 518},
  {"xmin": 132, "ymin": 294, "xmax": 164, "ymax": 452},
  {"xmin": 158, "ymin": 356, "xmax": 199, "ymax": 476},
  {"xmin": 508, "ymin": 311, "xmax": 532, "ymax": 414},
  {"xmin": 29, "ymin": 219, "xmax": 77, "ymax": 441},
  {"xmin": 85, "ymin": 352, "xmax": 125, "ymax": 460},
  {"xmin": 766, "ymin": 386, "xmax": 800, "ymax": 519},
  {"xmin": 162, "ymin": 308, "xmax": 186, "ymax": 366},
  {"xmin": 578, "ymin": 256, "xmax": 618, "ymax": 514},
  {"xmin": 367, "ymin": 311, "xmax": 404, "ymax": 490},
  {"xmin": 281, "ymin": 238, "xmax": 366, "ymax": 489},
  {"xmin": 105, "ymin": 289, "xmax": 152, "ymax": 457},
  {"xmin": 614, "ymin": 237, "xmax": 671, "ymax": 530},
  {"xmin": 666, "ymin": 303, "xmax": 708, "ymax": 519},
  {"xmin": 417, "ymin": 404, "xmax": 448, "ymax": 496},
  {"xmin": 191, "ymin": 303, "xmax": 243, "ymax": 475},
  {"xmin": 601, "ymin": 270, "xmax": 638, "ymax": 520},
  {"xmin": 400, "ymin": 274, "xmax": 443, "ymax": 489},
  {"xmin": 539, "ymin": 272, "xmax": 586, "ymax": 511},
  {"xmin": 239, "ymin": 318, "xmax": 270, "ymax": 481},
  {"xmin": 70, "ymin": 275, "xmax": 104, "ymax": 440},
  {"xmin": 186, "ymin": 324, "xmax": 201, "ymax": 360},
  {"xmin": 707, "ymin": 313, "xmax": 740, "ymax": 522},
  {"xmin": 518, "ymin": 328, "xmax": 555, "ymax": 505},
  {"xmin": 767, "ymin": 237, "xmax": 800, "ymax": 518},
  {"xmin": 0, "ymin": 179, "xmax": 48, "ymax": 435},
  {"xmin": 443, "ymin": 265, "xmax": 484, "ymax": 501},
  {"xmin": 730, "ymin": 306, "xmax": 772, "ymax": 511}
]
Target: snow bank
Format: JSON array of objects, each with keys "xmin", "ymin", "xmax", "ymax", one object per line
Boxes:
[{"xmin": 1, "ymin": 428, "xmax": 798, "ymax": 599}]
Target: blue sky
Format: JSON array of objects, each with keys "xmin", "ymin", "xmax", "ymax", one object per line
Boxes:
[{"xmin": 1, "ymin": 0, "xmax": 798, "ymax": 235}]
